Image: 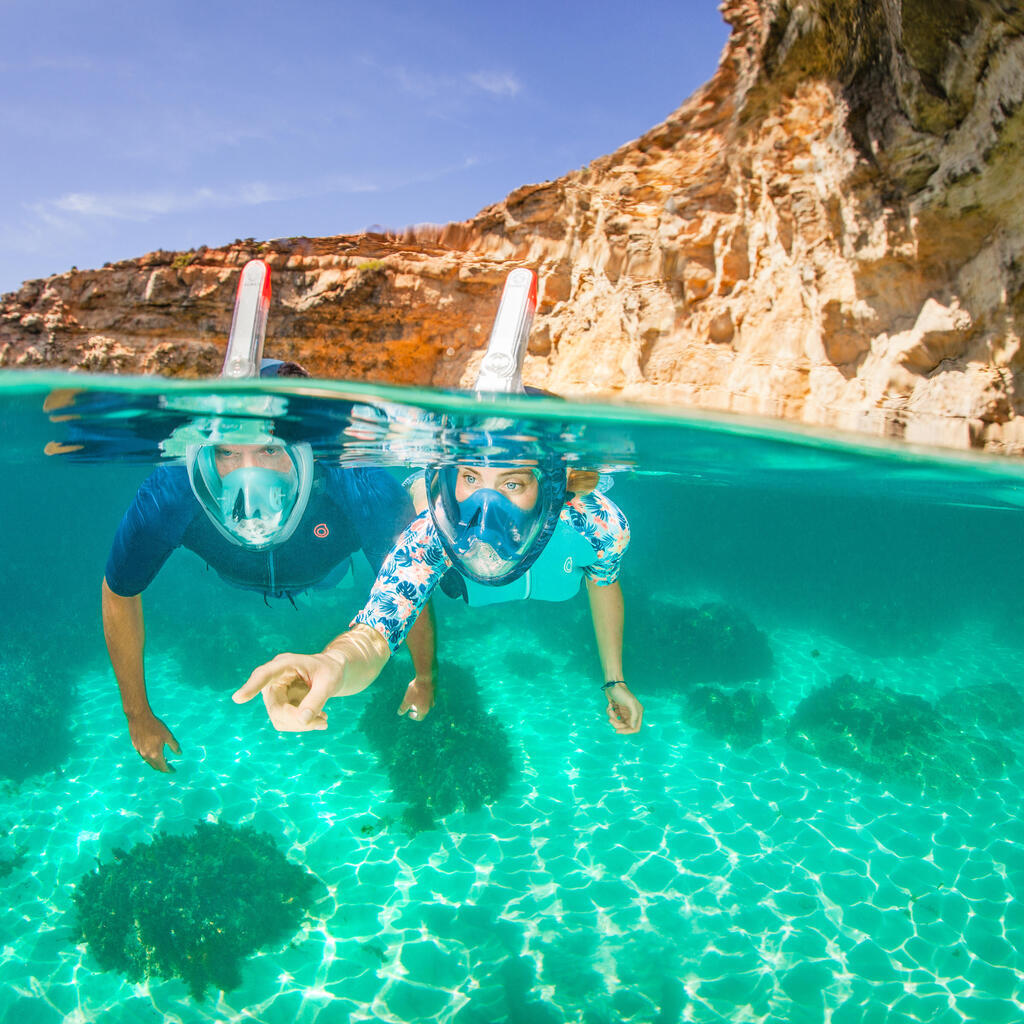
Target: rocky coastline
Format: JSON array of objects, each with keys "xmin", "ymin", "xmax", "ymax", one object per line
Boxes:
[{"xmin": 3, "ymin": 0, "xmax": 1024, "ymax": 453}]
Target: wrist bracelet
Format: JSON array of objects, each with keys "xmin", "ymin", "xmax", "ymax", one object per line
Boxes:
[{"xmin": 601, "ymin": 680, "xmax": 625, "ymax": 691}]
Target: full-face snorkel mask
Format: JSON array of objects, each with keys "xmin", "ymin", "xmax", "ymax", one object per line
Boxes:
[
  {"xmin": 183, "ymin": 260, "xmax": 314, "ymax": 551},
  {"xmin": 425, "ymin": 269, "xmax": 568, "ymax": 585}
]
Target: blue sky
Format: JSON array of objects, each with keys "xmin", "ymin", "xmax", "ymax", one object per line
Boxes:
[{"xmin": 0, "ymin": 1, "xmax": 730, "ymax": 295}]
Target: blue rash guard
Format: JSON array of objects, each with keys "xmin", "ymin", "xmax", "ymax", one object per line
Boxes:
[{"xmin": 105, "ymin": 464, "xmax": 412, "ymax": 599}]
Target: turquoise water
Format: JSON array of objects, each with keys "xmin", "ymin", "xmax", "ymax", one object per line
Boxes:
[{"xmin": 2, "ymin": 371, "xmax": 1024, "ymax": 1024}]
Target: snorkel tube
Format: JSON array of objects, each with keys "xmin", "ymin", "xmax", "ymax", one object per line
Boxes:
[
  {"xmin": 222, "ymin": 259, "xmax": 273, "ymax": 379},
  {"xmin": 426, "ymin": 268, "xmax": 568, "ymax": 585},
  {"xmin": 473, "ymin": 267, "xmax": 537, "ymax": 393},
  {"xmin": 184, "ymin": 259, "xmax": 314, "ymax": 550}
]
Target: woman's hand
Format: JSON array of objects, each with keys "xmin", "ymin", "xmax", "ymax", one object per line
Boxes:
[
  {"xmin": 231, "ymin": 652, "xmax": 343, "ymax": 731},
  {"xmin": 604, "ymin": 682, "xmax": 644, "ymax": 734},
  {"xmin": 232, "ymin": 624, "xmax": 391, "ymax": 732}
]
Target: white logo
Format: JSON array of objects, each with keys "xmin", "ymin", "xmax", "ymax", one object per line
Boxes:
[{"xmin": 563, "ymin": 557, "xmax": 573, "ymax": 573}]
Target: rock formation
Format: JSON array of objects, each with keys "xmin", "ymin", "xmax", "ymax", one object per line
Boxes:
[{"xmin": 4, "ymin": 0, "xmax": 1024, "ymax": 453}]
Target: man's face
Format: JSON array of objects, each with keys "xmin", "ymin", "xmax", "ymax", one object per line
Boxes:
[
  {"xmin": 213, "ymin": 444, "xmax": 293, "ymax": 478},
  {"xmin": 454, "ymin": 465, "xmax": 539, "ymax": 511}
]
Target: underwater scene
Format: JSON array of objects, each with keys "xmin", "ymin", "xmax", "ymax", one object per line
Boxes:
[{"xmin": 2, "ymin": 370, "xmax": 1024, "ymax": 1024}]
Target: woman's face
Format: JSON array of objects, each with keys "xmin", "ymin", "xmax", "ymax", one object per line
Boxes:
[{"xmin": 454, "ymin": 465, "xmax": 539, "ymax": 511}]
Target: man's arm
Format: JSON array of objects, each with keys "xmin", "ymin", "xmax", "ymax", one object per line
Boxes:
[
  {"xmin": 101, "ymin": 578, "xmax": 181, "ymax": 772},
  {"xmin": 586, "ymin": 578, "xmax": 643, "ymax": 734}
]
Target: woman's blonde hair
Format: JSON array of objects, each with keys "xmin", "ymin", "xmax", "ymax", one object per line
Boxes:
[{"xmin": 566, "ymin": 469, "xmax": 600, "ymax": 494}]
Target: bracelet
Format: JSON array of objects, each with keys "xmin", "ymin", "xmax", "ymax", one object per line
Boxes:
[{"xmin": 601, "ymin": 680, "xmax": 625, "ymax": 691}]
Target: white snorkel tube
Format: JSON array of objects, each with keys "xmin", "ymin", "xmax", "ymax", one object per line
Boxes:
[
  {"xmin": 472, "ymin": 267, "xmax": 537, "ymax": 394},
  {"xmin": 222, "ymin": 258, "xmax": 273, "ymax": 378},
  {"xmin": 183, "ymin": 258, "xmax": 314, "ymax": 550}
]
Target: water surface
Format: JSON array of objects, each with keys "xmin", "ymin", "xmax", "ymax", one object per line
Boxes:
[{"xmin": 2, "ymin": 371, "xmax": 1023, "ymax": 1024}]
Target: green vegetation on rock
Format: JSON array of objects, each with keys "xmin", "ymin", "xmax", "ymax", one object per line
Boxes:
[
  {"xmin": 71, "ymin": 822, "xmax": 317, "ymax": 1000},
  {"xmin": 687, "ymin": 685, "xmax": 777, "ymax": 748}
]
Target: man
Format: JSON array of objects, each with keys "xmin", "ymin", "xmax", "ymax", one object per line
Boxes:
[{"xmin": 102, "ymin": 361, "xmax": 436, "ymax": 773}]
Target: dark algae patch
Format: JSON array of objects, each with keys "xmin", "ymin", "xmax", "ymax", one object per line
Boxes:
[
  {"xmin": 936, "ymin": 681, "xmax": 1024, "ymax": 732},
  {"xmin": 71, "ymin": 822, "xmax": 317, "ymax": 1000},
  {"xmin": 359, "ymin": 662, "xmax": 514, "ymax": 833},
  {"xmin": 787, "ymin": 675, "xmax": 1014, "ymax": 799},
  {"xmin": 0, "ymin": 641, "xmax": 75, "ymax": 783},
  {"xmin": 635, "ymin": 601, "xmax": 773, "ymax": 691},
  {"xmin": 0, "ymin": 825, "xmax": 27, "ymax": 879},
  {"xmin": 687, "ymin": 685, "xmax": 778, "ymax": 748}
]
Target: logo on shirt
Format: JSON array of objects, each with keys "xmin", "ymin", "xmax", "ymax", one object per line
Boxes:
[
  {"xmin": 563, "ymin": 557, "xmax": 573, "ymax": 573},
  {"xmin": 313, "ymin": 523, "xmax": 330, "ymax": 539}
]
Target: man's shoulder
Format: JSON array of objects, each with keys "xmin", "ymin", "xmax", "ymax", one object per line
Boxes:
[
  {"xmin": 137, "ymin": 463, "xmax": 194, "ymax": 503},
  {"xmin": 321, "ymin": 465, "xmax": 404, "ymax": 510},
  {"xmin": 131, "ymin": 464, "xmax": 199, "ymax": 527}
]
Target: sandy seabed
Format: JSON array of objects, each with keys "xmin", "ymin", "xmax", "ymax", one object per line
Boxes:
[{"xmin": 1, "ymin": 616, "xmax": 1023, "ymax": 1024}]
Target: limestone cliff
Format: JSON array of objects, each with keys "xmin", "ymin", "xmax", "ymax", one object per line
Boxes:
[{"xmin": 4, "ymin": 0, "xmax": 1024, "ymax": 453}]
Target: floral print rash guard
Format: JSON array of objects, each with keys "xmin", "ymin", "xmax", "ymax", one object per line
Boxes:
[{"xmin": 353, "ymin": 489, "xmax": 630, "ymax": 651}]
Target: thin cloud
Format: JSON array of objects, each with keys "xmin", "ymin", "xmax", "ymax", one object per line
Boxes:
[
  {"xmin": 0, "ymin": 55, "xmax": 99, "ymax": 74},
  {"xmin": 29, "ymin": 176, "xmax": 379, "ymax": 225},
  {"xmin": 359, "ymin": 55, "xmax": 523, "ymax": 101},
  {"xmin": 467, "ymin": 71, "xmax": 521, "ymax": 97}
]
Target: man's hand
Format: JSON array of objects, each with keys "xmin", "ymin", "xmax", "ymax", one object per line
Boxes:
[
  {"xmin": 128, "ymin": 711, "xmax": 181, "ymax": 772},
  {"xmin": 604, "ymin": 683, "xmax": 644, "ymax": 735},
  {"xmin": 397, "ymin": 676, "xmax": 435, "ymax": 722},
  {"xmin": 231, "ymin": 652, "xmax": 343, "ymax": 731}
]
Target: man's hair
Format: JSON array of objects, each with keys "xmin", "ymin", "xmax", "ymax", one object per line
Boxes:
[{"xmin": 274, "ymin": 361, "xmax": 310, "ymax": 377}]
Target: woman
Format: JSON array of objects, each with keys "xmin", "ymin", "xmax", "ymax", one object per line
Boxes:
[{"xmin": 233, "ymin": 436, "xmax": 644, "ymax": 737}]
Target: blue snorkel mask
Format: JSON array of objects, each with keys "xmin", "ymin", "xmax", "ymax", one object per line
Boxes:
[
  {"xmin": 189, "ymin": 441, "xmax": 312, "ymax": 550},
  {"xmin": 184, "ymin": 260, "xmax": 314, "ymax": 551},
  {"xmin": 425, "ymin": 269, "xmax": 569, "ymax": 585}
]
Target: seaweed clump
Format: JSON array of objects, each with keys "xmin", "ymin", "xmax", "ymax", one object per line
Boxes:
[
  {"xmin": 359, "ymin": 662, "xmax": 514, "ymax": 833},
  {"xmin": 687, "ymin": 685, "xmax": 777, "ymax": 748},
  {"xmin": 638, "ymin": 602, "xmax": 774, "ymax": 691},
  {"xmin": 0, "ymin": 641, "xmax": 75, "ymax": 782},
  {"xmin": 936, "ymin": 681, "xmax": 1024, "ymax": 732},
  {"xmin": 0, "ymin": 825, "xmax": 27, "ymax": 879},
  {"xmin": 71, "ymin": 822, "xmax": 317, "ymax": 1000},
  {"xmin": 787, "ymin": 675, "xmax": 1014, "ymax": 799}
]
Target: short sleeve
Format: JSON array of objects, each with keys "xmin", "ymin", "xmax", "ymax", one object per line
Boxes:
[
  {"xmin": 562, "ymin": 490, "xmax": 630, "ymax": 586},
  {"xmin": 104, "ymin": 467, "xmax": 196, "ymax": 596},
  {"xmin": 353, "ymin": 513, "xmax": 452, "ymax": 650}
]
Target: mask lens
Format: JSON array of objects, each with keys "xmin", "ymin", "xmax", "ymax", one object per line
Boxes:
[
  {"xmin": 193, "ymin": 444, "xmax": 302, "ymax": 549},
  {"xmin": 427, "ymin": 465, "xmax": 551, "ymax": 583}
]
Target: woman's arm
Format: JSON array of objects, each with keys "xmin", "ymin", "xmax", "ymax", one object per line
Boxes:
[
  {"xmin": 234, "ymin": 514, "xmax": 448, "ymax": 732},
  {"xmin": 231, "ymin": 623, "xmax": 391, "ymax": 730},
  {"xmin": 586, "ymin": 578, "xmax": 643, "ymax": 735}
]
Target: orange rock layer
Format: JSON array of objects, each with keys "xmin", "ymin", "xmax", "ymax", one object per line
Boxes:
[{"xmin": 4, "ymin": 0, "xmax": 1024, "ymax": 453}]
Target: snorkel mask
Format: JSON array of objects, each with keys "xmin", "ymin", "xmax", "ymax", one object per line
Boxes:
[
  {"xmin": 425, "ymin": 269, "xmax": 568, "ymax": 585},
  {"xmin": 183, "ymin": 260, "xmax": 314, "ymax": 551}
]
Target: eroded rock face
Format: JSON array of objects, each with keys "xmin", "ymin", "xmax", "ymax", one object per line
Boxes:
[{"xmin": 4, "ymin": 0, "xmax": 1024, "ymax": 453}]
